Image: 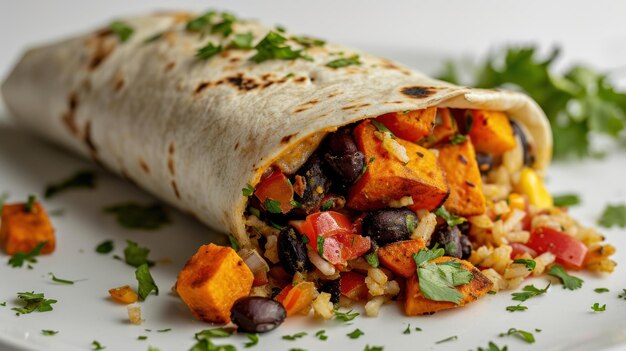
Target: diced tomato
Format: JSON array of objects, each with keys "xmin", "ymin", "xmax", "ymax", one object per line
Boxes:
[
  {"xmin": 340, "ymin": 271, "xmax": 368, "ymax": 301},
  {"xmin": 254, "ymin": 170, "xmax": 294, "ymax": 214},
  {"xmin": 526, "ymin": 226, "xmax": 588, "ymax": 269},
  {"xmin": 322, "ymin": 232, "xmax": 371, "ymax": 265},
  {"xmin": 509, "ymin": 242, "xmax": 537, "ymax": 259}
]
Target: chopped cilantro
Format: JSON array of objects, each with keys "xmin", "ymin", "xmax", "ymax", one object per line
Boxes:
[
  {"xmin": 211, "ymin": 13, "xmax": 236, "ymax": 37},
  {"xmin": 320, "ymin": 199, "xmax": 334, "ymax": 211},
  {"xmin": 301, "ymin": 235, "xmax": 310, "ymax": 244},
  {"xmin": 148, "ymin": 347, "xmax": 161, "ymax": 351},
  {"xmin": 49, "ymin": 272, "xmax": 76, "ymax": 285},
  {"xmin": 44, "ymin": 170, "xmax": 96, "ymax": 198},
  {"xmin": 315, "ymin": 330, "xmax": 328, "ymax": 341},
  {"xmin": 434, "ymin": 206, "xmax": 467, "ymax": 227},
  {"xmin": 291, "ymin": 36, "xmax": 325, "ymax": 48},
  {"xmin": 371, "ymin": 120, "xmax": 394, "ymax": 135},
  {"xmin": 326, "ymin": 55, "xmax": 361, "ymax": 69},
  {"xmin": 364, "ymin": 346, "xmax": 383, "ymax": 351},
  {"xmin": 506, "ymin": 305, "xmax": 528, "ymax": 312},
  {"xmin": 365, "ymin": 251, "xmax": 379, "ymax": 268},
  {"xmin": 195, "ymin": 328, "xmax": 233, "ymax": 339},
  {"xmin": 189, "ymin": 338, "xmax": 236, "ymax": 351},
  {"xmin": 347, "ymin": 328, "xmax": 364, "ymax": 339},
  {"xmin": 548, "ymin": 264, "xmax": 584, "ymax": 290},
  {"xmin": 403, "ymin": 325, "xmax": 411, "ymax": 335},
  {"xmin": 157, "ymin": 328, "xmax": 171, "ymax": 333},
  {"xmin": 449, "ymin": 134, "xmax": 467, "ymax": 145},
  {"xmin": 228, "ymin": 235, "xmax": 240, "ymax": 251},
  {"xmin": 406, "ymin": 215, "xmax": 417, "ymax": 233},
  {"xmin": 595, "ymin": 288, "xmax": 610, "ymax": 293},
  {"xmin": 196, "ymin": 42, "xmax": 223, "ymax": 60},
  {"xmin": 553, "ymin": 193, "xmax": 581, "ymax": 207},
  {"xmin": 41, "ymin": 330, "xmax": 59, "ymax": 336},
  {"xmin": 618, "ymin": 289, "xmax": 626, "ymax": 300},
  {"xmin": 244, "ymin": 333, "xmax": 259, "ymax": 347},
  {"xmin": 290, "ymin": 199, "xmax": 303, "ymax": 209},
  {"xmin": 8, "ymin": 242, "xmax": 46, "ymax": 268},
  {"xmin": 242, "ymin": 184, "xmax": 254, "ymax": 196},
  {"xmin": 513, "ymin": 259, "xmax": 536, "ymax": 271},
  {"xmin": 110, "ymin": 21, "xmax": 134, "ymax": 42},
  {"xmin": 25, "ymin": 194, "xmax": 37, "ymax": 213},
  {"xmin": 123, "ymin": 240, "xmax": 154, "ymax": 268},
  {"xmin": 104, "ymin": 202, "xmax": 170, "ymax": 230},
  {"xmin": 186, "ymin": 11, "xmax": 216, "ymax": 32},
  {"xmin": 263, "ymin": 198, "xmax": 282, "ymax": 214},
  {"xmin": 591, "ymin": 302, "xmax": 606, "ymax": 312},
  {"xmin": 334, "ymin": 308, "xmax": 359, "ymax": 322},
  {"xmin": 92, "ymin": 340, "xmax": 105, "ymax": 350},
  {"xmin": 135, "ymin": 264, "xmax": 159, "ymax": 301},
  {"xmin": 250, "ymin": 31, "xmax": 308, "ymax": 63},
  {"xmin": 473, "ymin": 341, "xmax": 509, "ymax": 351},
  {"xmin": 413, "ymin": 248, "xmax": 473, "ymax": 304},
  {"xmin": 96, "ymin": 240, "xmax": 114, "ymax": 254},
  {"xmin": 231, "ymin": 32, "xmax": 254, "ymax": 49},
  {"xmin": 138, "ymin": 336, "xmax": 148, "ymax": 340},
  {"xmin": 436, "ymin": 335, "xmax": 458, "ymax": 344},
  {"xmin": 0, "ymin": 302, "xmax": 5, "ymax": 306},
  {"xmin": 12, "ymin": 292, "xmax": 57, "ymax": 315},
  {"xmin": 317, "ymin": 236, "xmax": 325, "ymax": 257},
  {"xmin": 511, "ymin": 283, "xmax": 550, "ymax": 302},
  {"xmin": 499, "ymin": 328, "xmax": 535, "ymax": 343},
  {"xmin": 598, "ymin": 203, "xmax": 626, "ymax": 228},
  {"xmin": 282, "ymin": 332, "xmax": 307, "ymax": 340}
]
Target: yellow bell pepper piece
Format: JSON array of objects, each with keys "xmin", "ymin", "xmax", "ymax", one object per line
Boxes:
[{"xmin": 517, "ymin": 167, "xmax": 553, "ymax": 209}]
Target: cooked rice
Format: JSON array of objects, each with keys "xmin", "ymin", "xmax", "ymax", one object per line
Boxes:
[
  {"xmin": 364, "ymin": 296, "xmax": 388, "ymax": 317},
  {"xmin": 365, "ymin": 267, "xmax": 387, "ymax": 296},
  {"xmin": 532, "ymin": 251, "xmax": 556, "ymax": 276},
  {"xmin": 411, "ymin": 212, "xmax": 436, "ymax": 243},
  {"xmin": 388, "ymin": 196, "xmax": 414, "ymax": 208},
  {"xmin": 312, "ymin": 292, "xmax": 334, "ymax": 320},
  {"xmin": 127, "ymin": 304, "xmax": 142, "ymax": 325},
  {"xmin": 307, "ymin": 247, "xmax": 337, "ymax": 276},
  {"xmin": 375, "ymin": 130, "xmax": 409, "ymax": 163}
]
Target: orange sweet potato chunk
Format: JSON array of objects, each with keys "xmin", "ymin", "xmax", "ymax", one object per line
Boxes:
[
  {"xmin": 176, "ymin": 244, "xmax": 253, "ymax": 323},
  {"xmin": 437, "ymin": 138, "xmax": 486, "ymax": 217},
  {"xmin": 421, "ymin": 108, "xmax": 457, "ymax": 147},
  {"xmin": 404, "ymin": 257, "xmax": 493, "ymax": 316},
  {"xmin": 378, "ymin": 239, "xmax": 426, "ymax": 278},
  {"xmin": 376, "ymin": 107, "xmax": 437, "ymax": 142},
  {"xmin": 347, "ymin": 120, "xmax": 449, "ymax": 211},
  {"xmin": 468, "ymin": 110, "xmax": 516, "ymax": 155},
  {"xmin": 0, "ymin": 202, "xmax": 55, "ymax": 255}
]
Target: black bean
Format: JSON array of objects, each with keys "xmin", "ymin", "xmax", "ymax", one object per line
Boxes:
[
  {"xmin": 323, "ymin": 128, "xmax": 365, "ymax": 185},
  {"xmin": 429, "ymin": 225, "xmax": 463, "ymax": 259},
  {"xmin": 277, "ymin": 226, "xmax": 311, "ymax": 274},
  {"xmin": 510, "ymin": 119, "xmax": 535, "ymax": 167},
  {"xmin": 319, "ymin": 279, "xmax": 341, "ymax": 304},
  {"xmin": 294, "ymin": 154, "xmax": 331, "ymax": 213},
  {"xmin": 231, "ymin": 296, "xmax": 286, "ymax": 333},
  {"xmin": 475, "ymin": 152, "xmax": 494, "ymax": 174},
  {"xmin": 459, "ymin": 234, "xmax": 472, "ymax": 260},
  {"xmin": 362, "ymin": 208, "xmax": 418, "ymax": 246}
]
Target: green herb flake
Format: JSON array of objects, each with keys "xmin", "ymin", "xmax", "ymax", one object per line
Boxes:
[
  {"xmin": 315, "ymin": 330, "xmax": 328, "ymax": 341},
  {"xmin": 365, "ymin": 251, "xmax": 379, "ymax": 268},
  {"xmin": 211, "ymin": 13, "xmax": 236, "ymax": 37},
  {"xmin": 320, "ymin": 200, "xmax": 334, "ymax": 211},
  {"xmin": 104, "ymin": 202, "xmax": 170, "ymax": 230},
  {"xmin": 591, "ymin": 302, "xmax": 606, "ymax": 312},
  {"xmin": 138, "ymin": 336, "xmax": 148, "ymax": 340},
  {"xmin": 513, "ymin": 259, "xmax": 536, "ymax": 271},
  {"xmin": 231, "ymin": 32, "xmax": 254, "ymax": 49},
  {"xmin": 41, "ymin": 330, "xmax": 59, "ymax": 336},
  {"xmin": 553, "ymin": 193, "xmax": 581, "ymax": 207},
  {"xmin": 347, "ymin": 328, "xmax": 364, "ymax": 339},
  {"xmin": 499, "ymin": 328, "xmax": 535, "ymax": 343},
  {"xmin": 244, "ymin": 333, "xmax": 259, "ymax": 347},
  {"xmin": 282, "ymin": 332, "xmax": 307, "ymax": 341},
  {"xmin": 251, "ymin": 31, "xmax": 307, "ymax": 63},
  {"xmin": 434, "ymin": 206, "xmax": 467, "ymax": 227},
  {"xmin": 195, "ymin": 328, "xmax": 233, "ymax": 340},
  {"xmin": 196, "ymin": 42, "xmax": 223, "ymax": 60},
  {"xmin": 49, "ymin": 272, "xmax": 76, "ymax": 285},
  {"xmin": 12, "ymin": 291, "xmax": 57, "ymax": 315},
  {"xmin": 618, "ymin": 289, "xmax": 626, "ymax": 299},
  {"xmin": 8, "ymin": 242, "xmax": 46, "ymax": 268},
  {"xmin": 242, "ymin": 183, "xmax": 255, "ymax": 196},
  {"xmin": 147, "ymin": 347, "xmax": 161, "ymax": 351},
  {"xmin": 189, "ymin": 338, "xmax": 236, "ymax": 351},
  {"xmin": 92, "ymin": 340, "xmax": 105, "ymax": 350},
  {"xmin": 96, "ymin": 240, "xmax": 114, "ymax": 254},
  {"xmin": 123, "ymin": 240, "xmax": 154, "ymax": 268},
  {"xmin": 228, "ymin": 235, "xmax": 240, "ymax": 251},
  {"xmin": 135, "ymin": 264, "xmax": 159, "ymax": 301},
  {"xmin": 301, "ymin": 235, "xmax": 310, "ymax": 244},
  {"xmin": 436, "ymin": 335, "xmax": 458, "ymax": 344},
  {"xmin": 506, "ymin": 304, "xmax": 528, "ymax": 312},
  {"xmin": 334, "ymin": 308, "xmax": 359, "ymax": 322},
  {"xmin": 157, "ymin": 328, "xmax": 171, "ymax": 333},
  {"xmin": 403, "ymin": 324, "xmax": 411, "ymax": 335},
  {"xmin": 364, "ymin": 346, "xmax": 383, "ymax": 351},
  {"xmin": 290, "ymin": 199, "xmax": 303, "ymax": 209},
  {"xmin": 511, "ymin": 283, "xmax": 550, "ymax": 302},
  {"xmin": 110, "ymin": 21, "xmax": 134, "ymax": 42},
  {"xmin": 291, "ymin": 36, "xmax": 325, "ymax": 48},
  {"xmin": 598, "ymin": 203, "xmax": 626, "ymax": 228},
  {"xmin": 548, "ymin": 264, "xmax": 583, "ymax": 290},
  {"xmin": 326, "ymin": 55, "xmax": 361, "ymax": 69},
  {"xmin": 263, "ymin": 198, "xmax": 282, "ymax": 214},
  {"xmin": 44, "ymin": 170, "xmax": 96, "ymax": 198},
  {"xmin": 0, "ymin": 302, "xmax": 6, "ymax": 307},
  {"xmin": 473, "ymin": 341, "xmax": 509, "ymax": 351},
  {"xmin": 186, "ymin": 11, "xmax": 216, "ymax": 32},
  {"xmin": 25, "ymin": 194, "xmax": 37, "ymax": 213},
  {"xmin": 595, "ymin": 288, "xmax": 610, "ymax": 293},
  {"xmin": 316, "ymin": 236, "xmax": 326, "ymax": 257},
  {"xmin": 449, "ymin": 134, "xmax": 467, "ymax": 145},
  {"xmin": 371, "ymin": 120, "xmax": 394, "ymax": 135},
  {"xmin": 412, "ymin": 247, "xmax": 473, "ymax": 304}
]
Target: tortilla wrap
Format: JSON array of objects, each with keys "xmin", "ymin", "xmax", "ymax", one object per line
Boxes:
[{"xmin": 1, "ymin": 11, "xmax": 551, "ymax": 247}]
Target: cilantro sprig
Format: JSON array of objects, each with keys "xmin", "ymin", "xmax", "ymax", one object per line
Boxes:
[
  {"xmin": 250, "ymin": 31, "xmax": 311, "ymax": 63},
  {"xmin": 553, "ymin": 193, "xmax": 581, "ymax": 208},
  {"xmin": 110, "ymin": 21, "xmax": 134, "ymax": 42},
  {"xmin": 591, "ymin": 302, "xmax": 606, "ymax": 312},
  {"xmin": 44, "ymin": 170, "xmax": 96, "ymax": 198},
  {"xmin": 347, "ymin": 328, "xmax": 364, "ymax": 339},
  {"xmin": 334, "ymin": 308, "xmax": 359, "ymax": 322},
  {"xmin": 598, "ymin": 203, "xmax": 626, "ymax": 228},
  {"xmin": 12, "ymin": 292, "xmax": 57, "ymax": 315},
  {"xmin": 135, "ymin": 264, "xmax": 159, "ymax": 301},
  {"xmin": 8, "ymin": 242, "xmax": 47, "ymax": 268},
  {"xmin": 413, "ymin": 247, "xmax": 473, "ymax": 304},
  {"xmin": 499, "ymin": 328, "xmax": 535, "ymax": 343},
  {"xmin": 547, "ymin": 264, "xmax": 584, "ymax": 290},
  {"xmin": 123, "ymin": 240, "xmax": 154, "ymax": 268},
  {"xmin": 434, "ymin": 206, "xmax": 467, "ymax": 227},
  {"xmin": 326, "ymin": 55, "xmax": 361, "ymax": 69}
]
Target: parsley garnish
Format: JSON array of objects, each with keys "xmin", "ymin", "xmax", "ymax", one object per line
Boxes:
[
  {"xmin": 598, "ymin": 203, "xmax": 626, "ymax": 228},
  {"xmin": 250, "ymin": 31, "xmax": 308, "ymax": 63},
  {"xmin": 320, "ymin": 199, "xmax": 334, "ymax": 211},
  {"xmin": 499, "ymin": 328, "xmax": 535, "ymax": 343},
  {"xmin": 334, "ymin": 308, "xmax": 359, "ymax": 322},
  {"xmin": 282, "ymin": 332, "xmax": 307, "ymax": 340},
  {"xmin": 553, "ymin": 193, "xmax": 581, "ymax": 207},
  {"xmin": 244, "ymin": 333, "xmax": 259, "ymax": 347},
  {"xmin": 513, "ymin": 259, "xmax": 536, "ymax": 271},
  {"xmin": 242, "ymin": 183, "xmax": 255, "ymax": 196},
  {"xmin": 436, "ymin": 335, "xmax": 458, "ymax": 344},
  {"xmin": 123, "ymin": 240, "xmax": 154, "ymax": 268},
  {"xmin": 231, "ymin": 32, "xmax": 254, "ymax": 49},
  {"xmin": 157, "ymin": 328, "xmax": 171, "ymax": 333},
  {"xmin": 548, "ymin": 264, "xmax": 583, "ymax": 290},
  {"xmin": 138, "ymin": 336, "xmax": 148, "ymax": 340},
  {"xmin": 434, "ymin": 206, "xmax": 467, "ymax": 227},
  {"xmin": 189, "ymin": 338, "xmax": 236, "ymax": 351},
  {"xmin": 44, "ymin": 170, "xmax": 96, "ymax": 198},
  {"xmin": 110, "ymin": 21, "xmax": 134, "ymax": 42},
  {"xmin": 104, "ymin": 202, "xmax": 170, "ymax": 230},
  {"xmin": 195, "ymin": 328, "xmax": 233, "ymax": 339},
  {"xmin": 12, "ymin": 292, "xmax": 57, "ymax": 315},
  {"xmin": 186, "ymin": 11, "xmax": 216, "ymax": 32},
  {"xmin": 449, "ymin": 134, "xmax": 467, "ymax": 145},
  {"xmin": 8, "ymin": 242, "xmax": 46, "ymax": 268},
  {"xmin": 263, "ymin": 198, "xmax": 282, "ymax": 214},
  {"xmin": 506, "ymin": 305, "xmax": 528, "ymax": 312},
  {"xmin": 211, "ymin": 13, "xmax": 236, "ymax": 37},
  {"xmin": 315, "ymin": 330, "xmax": 328, "ymax": 341},
  {"xmin": 413, "ymin": 248, "xmax": 473, "ymax": 304},
  {"xmin": 595, "ymin": 288, "xmax": 610, "ymax": 293},
  {"xmin": 316, "ymin": 236, "xmax": 325, "ymax": 257},
  {"xmin": 135, "ymin": 263, "xmax": 159, "ymax": 301},
  {"xmin": 49, "ymin": 272, "xmax": 76, "ymax": 285},
  {"xmin": 41, "ymin": 330, "xmax": 59, "ymax": 336},
  {"xmin": 326, "ymin": 55, "xmax": 361, "ymax": 69},
  {"xmin": 403, "ymin": 324, "xmax": 412, "ymax": 335},
  {"xmin": 347, "ymin": 328, "xmax": 364, "ymax": 339},
  {"xmin": 473, "ymin": 341, "xmax": 509, "ymax": 351},
  {"xmin": 512, "ymin": 283, "xmax": 550, "ymax": 302},
  {"xmin": 148, "ymin": 347, "xmax": 161, "ymax": 351},
  {"xmin": 291, "ymin": 36, "xmax": 325, "ymax": 48},
  {"xmin": 196, "ymin": 42, "xmax": 223, "ymax": 60},
  {"xmin": 96, "ymin": 240, "xmax": 114, "ymax": 254},
  {"xmin": 591, "ymin": 302, "xmax": 606, "ymax": 312},
  {"xmin": 25, "ymin": 194, "xmax": 37, "ymax": 213},
  {"xmin": 365, "ymin": 251, "xmax": 379, "ymax": 268},
  {"xmin": 92, "ymin": 340, "xmax": 105, "ymax": 350}
]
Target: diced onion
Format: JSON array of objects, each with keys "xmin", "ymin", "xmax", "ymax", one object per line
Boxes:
[{"xmin": 238, "ymin": 248, "xmax": 270, "ymax": 274}]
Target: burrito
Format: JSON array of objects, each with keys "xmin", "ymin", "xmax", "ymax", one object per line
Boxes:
[{"xmin": 2, "ymin": 11, "xmax": 614, "ymax": 325}]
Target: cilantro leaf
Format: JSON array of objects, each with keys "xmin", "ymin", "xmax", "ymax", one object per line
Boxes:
[
  {"xmin": 618, "ymin": 289, "xmax": 626, "ymax": 300},
  {"xmin": 8, "ymin": 242, "xmax": 47, "ymax": 268},
  {"xmin": 413, "ymin": 247, "xmax": 445, "ymax": 266},
  {"xmin": 506, "ymin": 305, "xmax": 528, "ymax": 312},
  {"xmin": 92, "ymin": 340, "xmax": 105, "ymax": 350},
  {"xmin": 104, "ymin": 202, "xmax": 170, "ymax": 230},
  {"xmin": 326, "ymin": 55, "xmax": 361, "ymax": 69},
  {"xmin": 552, "ymin": 193, "xmax": 581, "ymax": 207},
  {"xmin": 195, "ymin": 328, "xmax": 233, "ymax": 339},
  {"xmin": 123, "ymin": 240, "xmax": 153, "ymax": 268},
  {"xmin": 334, "ymin": 308, "xmax": 359, "ymax": 322},
  {"xmin": 228, "ymin": 235, "xmax": 240, "ymax": 251},
  {"xmin": 364, "ymin": 346, "xmax": 384, "ymax": 351},
  {"xmin": 231, "ymin": 32, "xmax": 254, "ymax": 49},
  {"xmin": 110, "ymin": 21, "xmax": 134, "ymax": 42},
  {"xmin": 548, "ymin": 264, "xmax": 584, "ymax": 290},
  {"xmin": 44, "ymin": 170, "xmax": 96, "ymax": 198},
  {"xmin": 499, "ymin": 328, "xmax": 535, "ymax": 343},
  {"xmin": 347, "ymin": 328, "xmax": 364, "ymax": 339},
  {"xmin": 241, "ymin": 183, "xmax": 254, "ymax": 196},
  {"xmin": 434, "ymin": 206, "xmax": 467, "ymax": 227},
  {"xmin": 473, "ymin": 341, "xmax": 509, "ymax": 351},
  {"xmin": 12, "ymin": 291, "xmax": 57, "ymax": 315},
  {"xmin": 315, "ymin": 330, "xmax": 328, "ymax": 341},
  {"xmin": 591, "ymin": 302, "xmax": 606, "ymax": 312},
  {"xmin": 320, "ymin": 199, "xmax": 333, "ymax": 211},
  {"xmin": 263, "ymin": 198, "xmax": 282, "ymax": 214},
  {"xmin": 135, "ymin": 264, "xmax": 159, "ymax": 301},
  {"xmin": 365, "ymin": 251, "xmax": 379, "ymax": 268},
  {"xmin": 291, "ymin": 36, "xmax": 325, "ymax": 48},
  {"xmin": 96, "ymin": 240, "xmax": 114, "ymax": 254},
  {"xmin": 41, "ymin": 330, "xmax": 58, "ymax": 336},
  {"xmin": 186, "ymin": 11, "xmax": 216, "ymax": 32},
  {"xmin": 598, "ymin": 203, "xmax": 626, "ymax": 228},
  {"xmin": 449, "ymin": 134, "xmax": 467, "ymax": 145},
  {"xmin": 512, "ymin": 283, "xmax": 550, "ymax": 302},
  {"xmin": 25, "ymin": 194, "xmax": 37, "ymax": 213},
  {"xmin": 244, "ymin": 333, "xmax": 259, "ymax": 347},
  {"xmin": 513, "ymin": 259, "xmax": 536, "ymax": 271},
  {"xmin": 595, "ymin": 288, "xmax": 610, "ymax": 293},
  {"xmin": 282, "ymin": 332, "xmax": 307, "ymax": 340},
  {"xmin": 196, "ymin": 42, "xmax": 223, "ymax": 60},
  {"xmin": 189, "ymin": 338, "xmax": 236, "ymax": 351},
  {"xmin": 250, "ymin": 31, "xmax": 307, "ymax": 63},
  {"xmin": 317, "ymin": 236, "xmax": 325, "ymax": 257},
  {"xmin": 412, "ymin": 248, "xmax": 473, "ymax": 304},
  {"xmin": 211, "ymin": 13, "xmax": 236, "ymax": 37}
]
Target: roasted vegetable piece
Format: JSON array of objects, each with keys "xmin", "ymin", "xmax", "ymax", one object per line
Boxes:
[
  {"xmin": 516, "ymin": 167, "xmax": 553, "ymax": 209},
  {"xmin": 429, "ymin": 225, "xmax": 464, "ymax": 259},
  {"xmin": 293, "ymin": 155, "xmax": 331, "ymax": 213},
  {"xmin": 404, "ymin": 257, "xmax": 492, "ymax": 315},
  {"xmin": 526, "ymin": 226, "xmax": 588, "ymax": 269},
  {"xmin": 421, "ymin": 108, "xmax": 457, "ymax": 147},
  {"xmin": 362, "ymin": 208, "xmax": 418, "ymax": 246},
  {"xmin": 277, "ymin": 226, "xmax": 312, "ymax": 274},
  {"xmin": 376, "ymin": 107, "xmax": 437, "ymax": 142},
  {"xmin": 377, "ymin": 239, "xmax": 426, "ymax": 278},
  {"xmin": 339, "ymin": 271, "xmax": 368, "ymax": 301},
  {"xmin": 231, "ymin": 296, "xmax": 286, "ymax": 333},
  {"xmin": 347, "ymin": 120, "xmax": 449, "ymax": 211},
  {"xmin": 468, "ymin": 110, "xmax": 516, "ymax": 155},
  {"xmin": 108, "ymin": 285, "xmax": 139, "ymax": 304},
  {"xmin": 279, "ymin": 281, "xmax": 316, "ymax": 316},
  {"xmin": 0, "ymin": 202, "xmax": 55, "ymax": 255},
  {"xmin": 436, "ymin": 138, "xmax": 486, "ymax": 216},
  {"xmin": 175, "ymin": 244, "xmax": 253, "ymax": 323},
  {"xmin": 323, "ymin": 127, "xmax": 365, "ymax": 185},
  {"xmin": 254, "ymin": 169, "xmax": 294, "ymax": 214}
]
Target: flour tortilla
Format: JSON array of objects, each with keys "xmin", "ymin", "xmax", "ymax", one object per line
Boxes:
[{"xmin": 1, "ymin": 11, "xmax": 551, "ymax": 246}]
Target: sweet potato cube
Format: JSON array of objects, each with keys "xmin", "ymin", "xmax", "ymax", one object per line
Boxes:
[
  {"xmin": 421, "ymin": 108, "xmax": 457, "ymax": 147},
  {"xmin": 347, "ymin": 120, "xmax": 449, "ymax": 211},
  {"xmin": 404, "ymin": 257, "xmax": 493, "ymax": 316},
  {"xmin": 0, "ymin": 202, "xmax": 55, "ymax": 255},
  {"xmin": 437, "ymin": 138, "xmax": 486, "ymax": 217},
  {"xmin": 378, "ymin": 239, "xmax": 425, "ymax": 278},
  {"xmin": 468, "ymin": 110, "xmax": 515, "ymax": 155},
  {"xmin": 376, "ymin": 107, "xmax": 437, "ymax": 142},
  {"xmin": 176, "ymin": 244, "xmax": 253, "ymax": 323}
]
